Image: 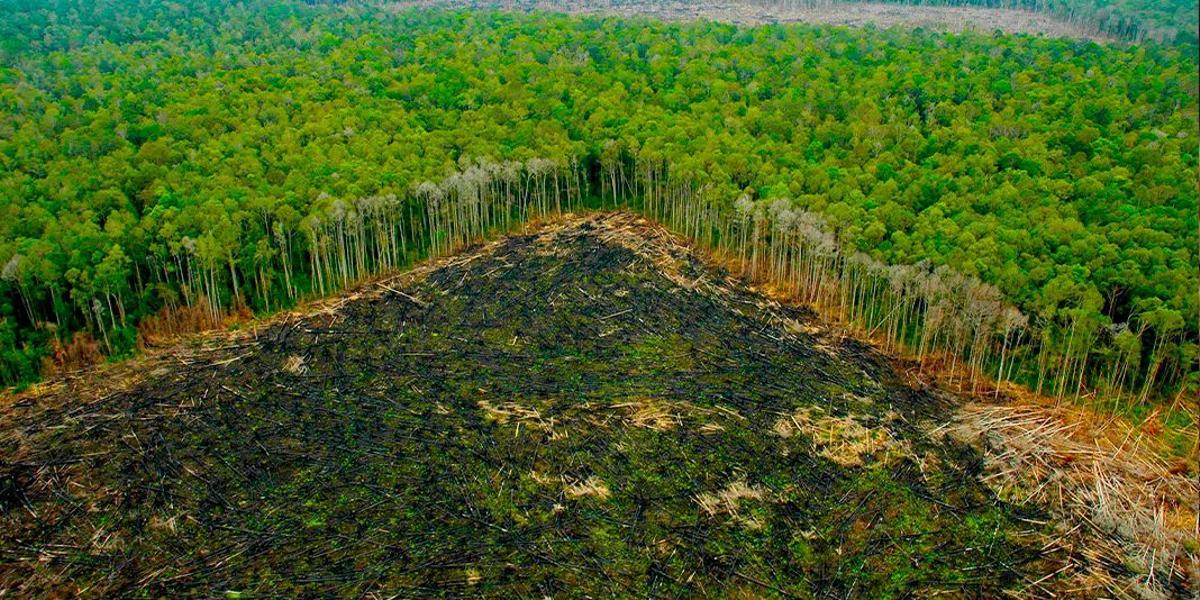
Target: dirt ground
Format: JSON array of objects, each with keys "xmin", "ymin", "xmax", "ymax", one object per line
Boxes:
[
  {"xmin": 393, "ymin": 0, "xmax": 1115, "ymax": 42},
  {"xmin": 0, "ymin": 213, "xmax": 1185, "ymax": 596}
]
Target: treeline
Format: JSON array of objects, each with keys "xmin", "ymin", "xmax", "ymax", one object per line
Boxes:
[
  {"xmin": 754, "ymin": 0, "xmax": 1200, "ymax": 44},
  {"xmin": 602, "ymin": 153, "xmax": 1193, "ymax": 404},
  {"xmin": 18, "ymin": 142, "xmax": 1185, "ymax": 404},
  {"xmin": 1, "ymin": 156, "xmax": 587, "ymax": 381},
  {"xmin": 0, "ymin": 2, "xmax": 1196, "ymax": 404}
]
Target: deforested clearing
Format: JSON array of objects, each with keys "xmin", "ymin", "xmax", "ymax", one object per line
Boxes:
[
  {"xmin": 396, "ymin": 0, "xmax": 1118, "ymax": 42},
  {"xmin": 1, "ymin": 213, "xmax": 1193, "ymax": 597}
]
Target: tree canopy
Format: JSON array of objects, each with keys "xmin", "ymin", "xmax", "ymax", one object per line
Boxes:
[{"xmin": 0, "ymin": 1, "xmax": 1196, "ymax": 403}]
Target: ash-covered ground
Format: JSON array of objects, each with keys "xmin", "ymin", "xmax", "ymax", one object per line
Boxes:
[{"xmin": 1, "ymin": 213, "xmax": 1085, "ymax": 596}]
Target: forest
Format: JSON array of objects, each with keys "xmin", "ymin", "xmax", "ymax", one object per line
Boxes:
[{"xmin": 0, "ymin": 0, "xmax": 1197, "ymax": 413}]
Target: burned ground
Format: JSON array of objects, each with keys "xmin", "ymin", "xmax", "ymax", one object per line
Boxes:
[{"xmin": 1, "ymin": 213, "xmax": 1078, "ymax": 596}]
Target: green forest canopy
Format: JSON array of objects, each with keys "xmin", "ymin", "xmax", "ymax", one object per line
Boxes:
[{"xmin": 0, "ymin": 0, "xmax": 1196, "ymax": 402}]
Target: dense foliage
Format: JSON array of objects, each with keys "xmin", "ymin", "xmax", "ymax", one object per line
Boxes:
[{"xmin": 0, "ymin": 1, "xmax": 1196, "ymax": 404}]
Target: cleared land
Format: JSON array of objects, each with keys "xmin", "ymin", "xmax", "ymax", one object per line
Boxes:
[
  {"xmin": 396, "ymin": 0, "xmax": 1116, "ymax": 41},
  {"xmin": 0, "ymin": 213, "xmax": 1193, "ymax": 596}
]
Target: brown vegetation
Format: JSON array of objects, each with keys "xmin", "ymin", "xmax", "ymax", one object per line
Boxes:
[
  {"xmin": 945, "ymin": 402, "xmax": 1199, "ymax": 596},
  {"xmin": 772, "ymin": 406, "xmax": 912, "ymax": 467},
  {"xmin": 694, "ymin": 481, "xmax": 766, "ymax": 517},
  {"xmin": 39, "ymin": 332, "xmax": 103, "ymax": 378},
  {"xmin": 135, "ymin": 297, "xmax": 240, "ymax": 349},
  {"xmin": 395, "ymin": 0, "xmax": 1116, "ymax": 42}
]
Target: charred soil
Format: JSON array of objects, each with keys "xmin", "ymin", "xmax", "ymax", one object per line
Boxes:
[{"xmin": 0, "ymin": 213, "xmax": 1123, "ymax": 596}]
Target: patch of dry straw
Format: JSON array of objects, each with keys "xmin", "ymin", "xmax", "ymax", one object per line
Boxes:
[{"xmin": 945, "ymin": 403, "xmax": 1198, "ymax": 597}]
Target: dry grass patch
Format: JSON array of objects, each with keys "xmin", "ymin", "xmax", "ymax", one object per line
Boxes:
[
  {"xmin": 772, "ymin": 406, "xmax": 911, "ymax": 467},
  {"xmin": 478, "ymin": 399, "xmax": 564, "ymax": 439},
  {"xmin": 610, "ymin": 398, "xmax": 679, "ymax": 431},
  {"xmin": 945, "ymin": 403, "xmax": 1199, "ymax": 596},
  {"xmin": 564, "ymin": 476, "xmax": 611, "ymax": 500},
  {"xmin": 281, "ymin": 354, "xmax": 307, "ymax": 375},
  {"xmin": 606, "ymin": 397, "xmax": 742, "ymax": 434},
  {"xmin": 695, "ymin": 481, "xmax": 765, "ymax": 517},
  {"xmin": 530, "ymin": 470, "xmax": 611, "ymax": 502},
  {"xmin": 528, "ymin": 470, "xmax": 556, "ymax": 486}
]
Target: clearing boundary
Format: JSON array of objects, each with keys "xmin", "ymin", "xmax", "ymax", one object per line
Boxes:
[{"xmin": 394, "ymin": 0, "xmax": 1118, "ymax": 42}]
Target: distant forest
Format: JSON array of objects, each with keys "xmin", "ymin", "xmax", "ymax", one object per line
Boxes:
[{"xmin": 0, "ymin": 0, "xmax": 1196, "ymax": 407}]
